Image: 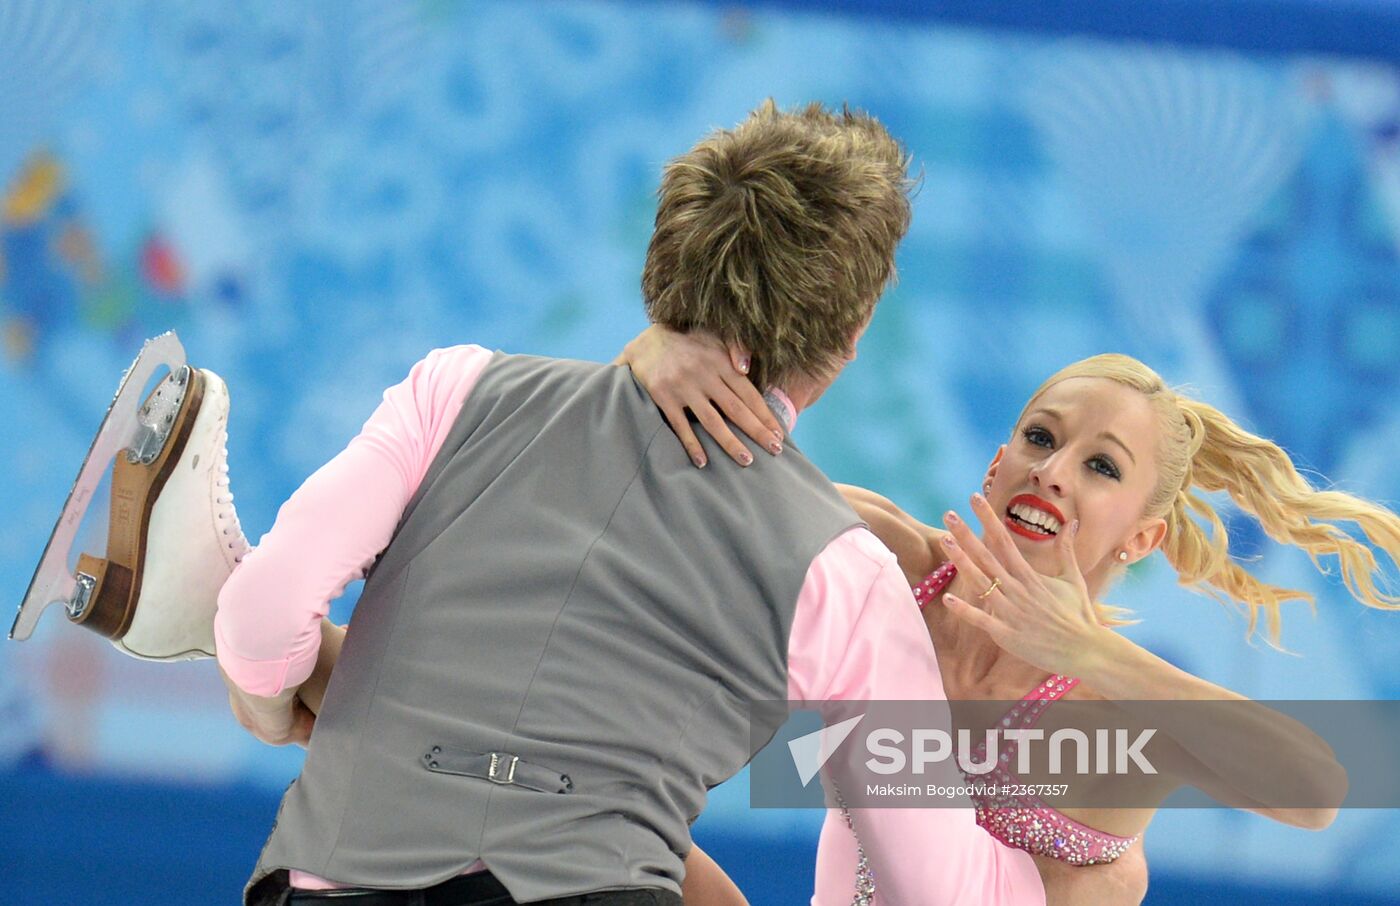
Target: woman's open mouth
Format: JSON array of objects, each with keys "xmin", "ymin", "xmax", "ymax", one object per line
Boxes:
[{"xmin": 1004, "ymin": 494, "xmax": 1065, "ymax": 541}]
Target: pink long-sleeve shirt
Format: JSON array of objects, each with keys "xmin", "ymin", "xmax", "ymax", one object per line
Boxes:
[{"xmin": 214, "ymin": 345, "xmax": 1043, "ymax": 905}]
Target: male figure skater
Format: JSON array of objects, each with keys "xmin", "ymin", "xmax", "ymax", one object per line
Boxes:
[
  {"xmin": 41, "ymin": 102, "xmax": 1048, "ymax": 904},
  {"xmin": 217, "ymin": 99, "xmax": 1048, "ymax": 905}
]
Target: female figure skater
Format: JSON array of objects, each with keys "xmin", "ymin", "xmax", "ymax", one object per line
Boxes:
[{"xmin": 621, "ymin": 326, "xmax": 1400, "ymax": 905}]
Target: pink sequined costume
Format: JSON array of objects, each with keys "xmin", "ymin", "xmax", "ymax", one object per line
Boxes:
[
  {"xmin": 915, "ymin": 564, "xmax": 1138, "ymax": 865},
  {"xmin": 814, "ymin": 564, "xmax": 1136, "ymax": 904}
]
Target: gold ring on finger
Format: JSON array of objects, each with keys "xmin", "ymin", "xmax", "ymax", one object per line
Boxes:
[{"xmin": 977, "ymin": 577, "xmax": 1002, "ymax": 600}]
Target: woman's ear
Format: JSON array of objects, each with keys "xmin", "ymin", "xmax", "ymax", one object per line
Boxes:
[
  {"xmin": 1123, "ymin": 517, "xmax": 1168, "ymax": 563},
  {"xmin": 982, "ymin": 445, "xmax": 1007, "ymax": 491}
]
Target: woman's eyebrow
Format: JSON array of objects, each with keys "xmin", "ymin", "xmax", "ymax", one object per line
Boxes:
[
  {"xmin": 1099, "ymin": 431, "xmax": 1137, "ymax": 466},
  {"xmin": 1026, "ymin": 407, "xmax": 1137, "ymax": 465}
]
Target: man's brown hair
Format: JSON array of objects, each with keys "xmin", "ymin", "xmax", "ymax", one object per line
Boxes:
[{"xmin": 642, "ymin": 100, "xmax": 914, "ymax": 391}]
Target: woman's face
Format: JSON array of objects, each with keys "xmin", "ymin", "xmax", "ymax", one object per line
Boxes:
[{"xmin": 984, "ymin": 376, "xmax": 1169, "ymax": 592}]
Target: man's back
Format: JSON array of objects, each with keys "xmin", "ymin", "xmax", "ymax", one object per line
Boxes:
[{"xmin": 249, "ymin": 352, "xmax": 860, "ymax": 901}]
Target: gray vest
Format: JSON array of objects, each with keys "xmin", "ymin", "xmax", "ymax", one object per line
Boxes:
[{"xmin": 247, "ymin": 352, "xmax": 860, "ymax": 903}]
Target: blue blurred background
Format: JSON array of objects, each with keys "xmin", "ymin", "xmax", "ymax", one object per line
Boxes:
[{"xmin": 2, "ymin": 0, "xmax": 1399, "ymax": 902}]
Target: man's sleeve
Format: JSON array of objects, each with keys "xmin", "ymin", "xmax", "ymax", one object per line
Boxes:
[
  {"xmin": 788, "ymin": 528, "xmax": 1045, "ymax": 905},
  {"xmin": 787, "ymin": 527, "xmax": 941, "ymax": 704},
  {"xmin": 214, "ymin": 344, "xmax": 494, "ymax": 696}
]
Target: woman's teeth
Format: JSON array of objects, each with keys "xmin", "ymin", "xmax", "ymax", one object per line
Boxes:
[{"xmin": 1008, "ymin": 502, "xmax": 1061, "ymax": 535}]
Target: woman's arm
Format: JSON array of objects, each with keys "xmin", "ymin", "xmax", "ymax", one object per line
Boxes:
[
  {"xmin": 682, "ymin": 845, "xmax": 748, "ymax": 906},
  {"xmin": 835, "ymin": 484, "xmax": 945, "ymax": 587},
  {"xmin": 1078, "ymin": 632, "xmax": 1344, "ymax": 829},
  {"xmin": 1035, "ymin": 844, "xmax": 1148, "ymax": 906}
]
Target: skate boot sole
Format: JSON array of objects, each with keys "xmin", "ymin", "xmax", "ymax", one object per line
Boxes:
[
  {"xmin": 113, "ymin": 368, "xmax": 244, "ymax": 660},
  {"xmin": 69, "ymin": 369, "xmax": 208, "ymax": 642}
]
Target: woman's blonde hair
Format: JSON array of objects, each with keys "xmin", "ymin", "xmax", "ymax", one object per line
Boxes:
[{"xmin": 1020, "ymin": 353, "xmax": 1400, "ymax": 644}]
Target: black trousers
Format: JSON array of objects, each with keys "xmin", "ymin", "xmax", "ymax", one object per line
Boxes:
[{"xmin": 282, "ymin": 871, "xmax": 682, "ymax": 906}]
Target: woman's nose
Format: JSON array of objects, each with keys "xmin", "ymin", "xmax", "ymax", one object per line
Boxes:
[{"xmin": 1029, "ymin": 455, "xmax": 1068, "ymax": 496}]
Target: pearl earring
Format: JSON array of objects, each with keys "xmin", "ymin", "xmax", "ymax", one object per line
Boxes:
[
  {"xmin": 1117, "ymin": 551, "xmax": 1129, "ymax": 562},
  {"xmin": 983, "ymin": 482, "xmax": 992, "ymax": 494}
]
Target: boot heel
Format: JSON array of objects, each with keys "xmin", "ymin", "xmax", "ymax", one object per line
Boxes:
[{"xmin": 68, "ymin": 552, "xmax": 135, "ymax": 638}]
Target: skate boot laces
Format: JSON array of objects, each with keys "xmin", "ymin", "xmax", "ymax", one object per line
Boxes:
[{"xmin": 214, "ymin": 429, "xmax": 250, "ymax": 563}]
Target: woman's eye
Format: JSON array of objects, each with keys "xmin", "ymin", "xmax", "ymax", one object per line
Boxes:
[
  {"xmin": 1023, "ymin": 426, "xmax": 1053, "ymax": 448},
  {"xmin": 1090, "ymin": 457, "xmax": 1121, "ymax": 480}
]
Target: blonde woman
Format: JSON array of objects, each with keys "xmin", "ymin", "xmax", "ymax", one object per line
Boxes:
[{"xmin": 621, "ymin": 326, "xmax": 1399, "ymax": 905}]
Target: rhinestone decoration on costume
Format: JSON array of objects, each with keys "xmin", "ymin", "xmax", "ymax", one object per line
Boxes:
[
  {"xmin": 875, "ymin": 564, "xmax": 1138, "ymax": 891},
  {"xmin": 966, "ymin": 674, "xmax": 1139, "ymax": 865},
  {"xmin": 912, "ymin": 561, "xmax": 958, "ymax": 609},
  {"xmin": 839, "ymin": 801, "xmax": 877, "ymax": 906}
]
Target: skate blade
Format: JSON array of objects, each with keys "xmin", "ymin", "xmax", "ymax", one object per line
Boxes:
[{"xmin": 11, "ymin": 332, "xmax": 189, "ymax": 641}]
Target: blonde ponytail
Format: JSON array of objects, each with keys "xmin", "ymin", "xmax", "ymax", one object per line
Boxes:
[
  {"xmin": 1167, "ymin": 397, "xmax": 1400, "ymax": 642},
  {"xmin": 1023, "ymin": 354, "xmax": 1400, "ymax": 644}
]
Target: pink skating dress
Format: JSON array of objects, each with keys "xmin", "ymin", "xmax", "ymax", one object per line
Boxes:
[{"xmin": 815, "ymin": 564, "xmax": 1137, "ymax": 905}]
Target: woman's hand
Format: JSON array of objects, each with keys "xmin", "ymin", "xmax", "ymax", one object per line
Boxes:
[
  {"xmin": 221, "ymin": 668, "xmax": 316, "ymax": 747},
  {"xmin": 225, "ymin": 619, "xmax": 344, "ymax": 749},
  {"xmin": 617, "ymin": 325, "xmax": 784, "ymax": 468},
  {"xmin": 936, "ymin": 493, "xmax": 1112, "ymax": 677},
  {"xmin": 940, "ymin": 496, "xmax": 1346, "ymax": 826},
  {"xmin": 297, "ymin": 618, "xmax": 346, "ymax": 715}
]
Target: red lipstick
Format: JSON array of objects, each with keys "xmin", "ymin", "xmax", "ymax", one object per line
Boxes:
[{"xmin": 1004, "ymin": 494, "xmax": 1067, "ymax": 542}]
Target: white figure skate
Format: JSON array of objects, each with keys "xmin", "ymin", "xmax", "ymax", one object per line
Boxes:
[{"xmin": 11, "ymin": 332, "xmax": 249, "ymax": 661}]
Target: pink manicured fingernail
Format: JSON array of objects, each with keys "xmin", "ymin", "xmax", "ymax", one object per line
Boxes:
[
  {"xmin": 972, "ymin": 493, "xmax": 987, "ymax": 507},
  {"xmin": 768, "ymin": 440, "xmax": 783, "ymax": 455},
  {"xmin": 693, "ymin": 453, "xmax": 707, "ymax": 468},
  {"xmin": 941, "ymin": 535, "xmax": 957, "ymax": 548},
  {"xmin": 739, "ymin": 451, "xmax": 753, "ymax": 466},
  {"xmin": 945, "ymin": 511, "xmax": 961, "ymax": 525},
  {"xmin": 738, "ymin": 356, "xmax": 750, "ymax": 374}
]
